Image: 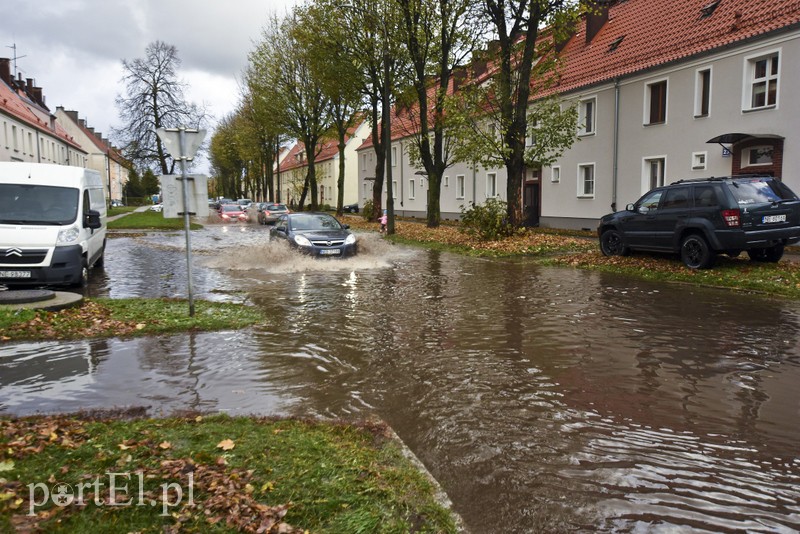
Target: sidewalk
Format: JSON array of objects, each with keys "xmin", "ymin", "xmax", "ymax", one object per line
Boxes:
[{"xmin": 107, "ymin": 205, "xmax": 149, "ymax": 223}]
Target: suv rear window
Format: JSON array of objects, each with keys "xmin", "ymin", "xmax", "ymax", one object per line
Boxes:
[{"xmin": 729, "ymin": 178, "xmax": 795, "ymax": 205}]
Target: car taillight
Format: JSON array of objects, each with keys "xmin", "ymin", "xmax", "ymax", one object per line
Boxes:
[{"xmin": 721, "ymin": 209, "xmax": 740, "ymax": 228}]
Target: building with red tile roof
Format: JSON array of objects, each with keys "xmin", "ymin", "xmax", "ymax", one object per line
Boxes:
[
  {"xmin": 357, "ymin": 0, "xmax": 800, "ymax": 229},
  {"xmin": 56, "ymin": 107, "xmax": 130, "ymax": 204},
  {"xmin": 0, "ymin": 58, "xmax": 87, "ymax": 167},
  {"xmin": 280, "ymin": 118, "xmax": 370, "ymax": 209}
]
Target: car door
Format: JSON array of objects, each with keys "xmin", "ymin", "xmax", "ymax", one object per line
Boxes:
[
  {"xmin": 650, "ymin": 186, "xmax": 691, "ymax": 250},
  {"xmin": 621, "ymin": 190, "xmax": 663, "ymax": 249}
]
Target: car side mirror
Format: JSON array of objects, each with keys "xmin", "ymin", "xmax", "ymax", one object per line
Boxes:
[
  {"xmin": 84, "ymin": 209, "xmax": 102, "ymax": 229},
  {"xmin": 342, "ymin": 224, "xmax": 350, "ymax": 229},
  {"xmin": 626, "ymin": 203, "xmax": 635, "ymax": 211}
]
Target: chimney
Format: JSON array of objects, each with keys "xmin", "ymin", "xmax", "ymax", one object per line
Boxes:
[
  {"xmin": 0, "ymin": 58, "xmax": 10, "ymax": 85},
  {"xmin": 585, "ymin": 0, "xmax": 611, "ymax": 44},
  {"xmin": 65, "ymin": 110, "xmax": 80, "ymax": 123},
  {"xmin": 32, "ymin": 87, "xmax": 43, "ymax": 106}
]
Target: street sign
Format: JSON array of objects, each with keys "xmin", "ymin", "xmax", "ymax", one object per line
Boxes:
[
  {"xmin": 159, "ymin": 174, "xmax": 209, "ymax": 218},
  {"xmin": 156, "ymin": 128, "xmax": 206, "ymax": 161}
]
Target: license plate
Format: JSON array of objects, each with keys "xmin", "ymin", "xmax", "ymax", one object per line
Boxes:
[
  {"xmin": 762, "ymin": 214, "xmax": 786, "ymax": 223},
  {"xmin": 320, "ymin": 249, "xmax": 341, "ymax": 255},
  {"xmin": 0, "ymin": 270, "xmax": 32, "ymax": 278}
]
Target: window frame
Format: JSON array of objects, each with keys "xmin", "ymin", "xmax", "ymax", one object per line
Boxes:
[
  {"xmin": 408, "ymin": 177, "xmax": 416, "ymax": 199},
  {"xmin": 692, "ymin": 151, "xmax": 707, "ymax": 171},
  {"xmin": 551, "ymin": 166, "xmax": 561, "ymax": 183},
  {"xmin": 578, "ymin": 96, "xmax": 597, "ymax": 136},
  {"xmin": 577, "ymin": 163, "xmax": 595, "ymax": 198},
  {"xmin": 694, "ymin": 67, "xmax": 712, "ymax": 118},
  {"xmin": 456, "ymin": 174, "xmax": 465, "ymax": 199},
  {"xmin": 486, "ymin": 172, "xmax": 498, "ymax": 198},
  {"xmin": 743, "ymin": 49, "xmax": 780, "ymax": 112},
  {"xmin": 644, "ymin": 78, "xmax": 668, "ymax": 125},
  {"xmin": 642, "ymin": 156, "xmax": 667, "ymax": 192},
  {"xmin": 742, "ymin": 145, "xmax": 774, "ymax": 167}
]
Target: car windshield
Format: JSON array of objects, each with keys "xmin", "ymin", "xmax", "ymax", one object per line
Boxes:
[
  {"xmin": 0, "ymin": 184, "xmax": 79, "ymax": 225},
  {"xmin": 221, "ymin": 205, "xmax": 241, "ymax": 212},
  {"xmin": 267, "ymin": 204, "xmax": 288, "ymax": 212},
  {"xmin": 289, "ymin": 214, "xmax": 342, "ymax": 231},
  {"xmin": 730, "ymin": 178, "xmax": 797, "ymax": 205}
]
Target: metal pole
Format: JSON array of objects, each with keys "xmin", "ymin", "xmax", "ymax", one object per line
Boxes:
[{"xmin": 179, "ymin": 128, "xmax": 195, "ymax": 317}]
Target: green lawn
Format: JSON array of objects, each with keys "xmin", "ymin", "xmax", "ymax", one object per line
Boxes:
[{"xmin": 108, "ymin": 210, "xmax": 203, "ymax": 231}]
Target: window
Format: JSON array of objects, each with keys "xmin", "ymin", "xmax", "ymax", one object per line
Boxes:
[
  {"xmin": 745, "ymin": 51, "xmax": 779, "ymax": 110},
  {"xmin": 391, "ymin": 146, "xmax": 397, "ymax": 167},
  {"xmin": 444, "ymin": 175, "xmax": 449, "ymax": 187},
  {"xmin": 551, "ymin": 166, "xmax": 561, "ymax": 183},
  {"xmin": 692, "ymin": 152, "xmax": 707, "ymax": 170},
  {"xmin": 662, "ymin": 187, "xmax": 691, "ymax": 210},
  {"xmin": 486, "ymin": 173, "xmax": 497, "ymax": 198},
  {"xmin": 743, "ymin": 146, "xmax": 774, "ymax": 166},
  {"xmin": 695, "ymin": 68, "xmax": 711, "ymax": 117},
  {"xmin": 456, "ymin": 174, "xmax": 465, "ymax": 199},
  {"xmin": 645, "ymin": 80, "xmax": 667, "ymax": 124},
  {"xmin": 644, "ymin": 157, "xmax": 665, "ymax": 189},
  {"xmin": 526, "ymin": 118, "xmax": 538, "ymax": 146},
  {"xmin": 638, "ymin": 190, "xmax": 663, "ymax": 212},
  {"xmin": 409, "ymin": 178, "xmax": 416, "ymax": 199},
  {"xmin": 693, "ymin": 185, "xmax": 719, "ymax": 207},
  {"xmin": 578, "ymin": 97, "xmax": 596, "ymax": 135},
  {"xmin": 12, "ymin": 125, "xmax": 18, "ymax": 151},
  {"xmin": 578, "ymin": 164, "xmax": 595, "ymax": 197}
]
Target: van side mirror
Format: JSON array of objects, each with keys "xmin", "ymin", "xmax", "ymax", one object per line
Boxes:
[{"xmin": 85, "ymin": 209, "xmax": 102, "ymax": 229}]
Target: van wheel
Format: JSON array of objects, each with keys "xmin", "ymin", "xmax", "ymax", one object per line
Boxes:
[
  {"xmin": 681, "ymin": 234, "xmax": 715, "ymax": 269},
  {"xmin": 73, "ymin": 261, "xmax": 89, "ymax": 288},
  {"xmin": 748, "ymin": 244, "xmax": 784, "ymax": 263},
  {"xmin": 600, "ymin": 229, "xmax": 629, "ymax": 256}
]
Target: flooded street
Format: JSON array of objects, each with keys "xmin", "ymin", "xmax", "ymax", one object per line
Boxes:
[{"xmin": 2, "ymin": 222, "xmax": 800, "ymax": 532}]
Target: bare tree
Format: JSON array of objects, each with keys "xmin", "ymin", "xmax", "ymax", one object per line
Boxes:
[{"xmin": 113, "ymin": 41, "xmax": 208, "ymax": 175}]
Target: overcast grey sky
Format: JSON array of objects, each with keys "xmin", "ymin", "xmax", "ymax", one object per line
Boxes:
[{"xmin": 1, "ymin": 0, "xmax": 299, "ymax": 168}]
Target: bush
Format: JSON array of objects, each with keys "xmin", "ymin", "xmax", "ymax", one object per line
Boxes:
[
  {"xmin": 460, "ymin": 198, "xmax": 514, "ymax": 241},
  {"xmin": 362, "ymin": 199, "xmax": 375, "ymax": 221}
]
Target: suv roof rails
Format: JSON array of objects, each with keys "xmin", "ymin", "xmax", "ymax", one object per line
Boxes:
[{"xmin": 670, "ymin": 174, "xmax": 771, "ymax": 185}]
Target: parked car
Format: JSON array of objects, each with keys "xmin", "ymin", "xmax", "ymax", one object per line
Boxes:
[
  {"xmin": 270, "ymin": 212, "xmax": 357, "ymax": 257},
  {"xmin": 218, "ymin": 203, "xmax": 248, "ymax": 223},
  {"xmin": 149, "ymin": 203, "xmax": 163, "ymax": 212},
  {"xmin": 342, "ymin": 203, "xmax": 359, "ymax": 214},
  {"xmin": 258, "ymin": 203, "xmax": 290, "ymax": 225},
  {"xmin": 597, "ymin": 175, "xmax": 800, "ymax": 269},
  {"xmin": 110, "ymin": 199, "xmax": 125, "ymax": 208},
  {"xmin": 237, "ymin": 199, "xmax": 253, "ymax": 211}
]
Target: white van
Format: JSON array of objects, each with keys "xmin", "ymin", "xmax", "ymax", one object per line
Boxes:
[{"xmin": 0, "ymin": 162, "xmax": 106, "ymax": 288}]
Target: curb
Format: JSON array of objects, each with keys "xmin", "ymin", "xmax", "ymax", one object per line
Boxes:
[{"xmin": 385, "ymin": 426, "xmax": 467, "ymax": 533}]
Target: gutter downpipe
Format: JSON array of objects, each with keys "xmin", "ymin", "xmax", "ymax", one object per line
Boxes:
[
  {"xmin": 399, "ymin": 140, "xmax": 404, "ymax": 216},
  {"xmin": 612, "ymin": 78, "xmax": 620, "ymax": 212}
]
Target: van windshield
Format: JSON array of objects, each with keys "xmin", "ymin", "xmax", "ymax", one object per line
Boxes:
[{"xmin": 0, "ymin": 184, "xmax": 79, "ymax": 225}]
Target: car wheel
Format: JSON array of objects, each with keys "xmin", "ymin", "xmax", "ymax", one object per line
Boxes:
[
  {"xmin": 748, "ymin": 244, "xmax": 784, "ymax": 263},
  {"xmin": 600, "ymin": 229, "xmax": 629, "ymax": 256},
  {"xmin": 681, "ymin": 234, "xmax": 715, "ymax": 269}
]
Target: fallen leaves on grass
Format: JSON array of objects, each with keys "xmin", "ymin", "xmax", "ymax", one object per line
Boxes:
[
  {"xmin": 2, "ymin": 300, "xmax": 149, "ymax": 340},
  {"xmin": 1, "ymin": 415, "xmax": 304, "ymax": 533}
]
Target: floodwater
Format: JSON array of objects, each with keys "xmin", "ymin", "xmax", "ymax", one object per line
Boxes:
[{"xmin": 2, "ymin": 221, "xmax": 800, "ymax": 532}]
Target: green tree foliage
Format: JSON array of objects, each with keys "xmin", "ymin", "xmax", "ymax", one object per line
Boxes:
[
  {"xmin": 295, "ymin": 1, "xmax": 365, "ymax": 215},
  {"xmin": 113, "ymin": 41, "xmax": 209, "ymax": 175},
  {"xmin": 141, "ymin": 169, "xmax": 160, "ymax": 196},
  {"xmin": 460, "ymin": 198, "xmax": 513, "ymax": 241},
  {"xmin": 395, "ymin": 0, "xmax": 483, "ymax": 228},
  {"xmin": 449, "ymin": 0, "xmax": 584, "ymax": 227},
  {"xmin": 248, "ymin": 13, "xmax": 333, "ymax": 211},
  {"xmin": 123, "ymin": 167, "xmax": 144, "ymax": 199}
]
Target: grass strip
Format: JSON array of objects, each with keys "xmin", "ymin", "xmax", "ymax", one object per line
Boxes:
[
  {"xmin": 0, "ymin": 413, "xmax": 456, "ymax": 533},
  {"xmin": 0, "ymin": 298, "xmax": 263, "ymax": 341},
  {"xmin": 342, "ymin": 216, "xmax": 800, "ymax": 298},
  {"xmin": 108, "ymin": 210, "xmax": 203, "ymax": 231}
]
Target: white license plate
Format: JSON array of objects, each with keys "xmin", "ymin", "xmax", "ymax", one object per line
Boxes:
[
  {"xmin": 762, "ymin": 214, "xmax": 786, "ymax": 223},
  {"xmin": 320, "ymin": 249, "xmax": 341, "ymax": 255},
  {"xmin": 0, "ymin": 270, "xmax": 32, "ymax": 278}
]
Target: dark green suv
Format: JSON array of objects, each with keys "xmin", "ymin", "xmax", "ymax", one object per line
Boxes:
[{"xmin": 598, "ymin": 176, "xmax": 800, "ymax": 269}]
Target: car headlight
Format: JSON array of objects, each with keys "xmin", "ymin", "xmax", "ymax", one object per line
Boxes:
[
  {"xmin": 57, "ymin": 225, "xmax": 80, "ymax": 245},
  {"xmin": 345, "ymin": 233, "xmax": 356, "ymax": 245},
  {"xmin": 294, "ymin": 235, "xmax": 312, "ymax": 247}
]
